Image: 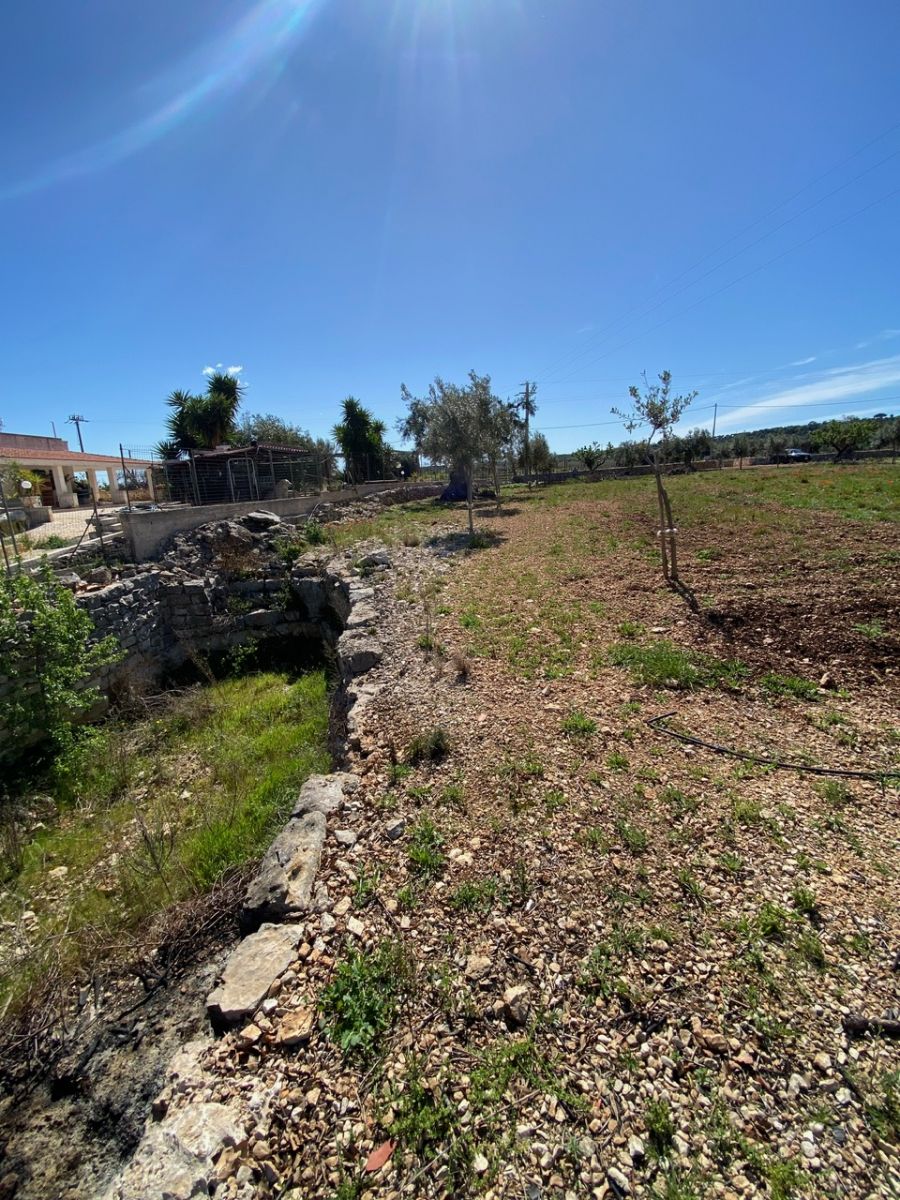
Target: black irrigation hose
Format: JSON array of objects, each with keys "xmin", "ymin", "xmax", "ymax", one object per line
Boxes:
[{"xmin": 646, "ymin": 712, "xmax": 900, "ymax": 782}]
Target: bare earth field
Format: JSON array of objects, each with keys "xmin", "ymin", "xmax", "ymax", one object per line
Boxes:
[
  {"xmin": 183, "ymin": 465, "xmax": 899, "ymax": 1200},
  {"xmin": 4, "ymin": 465, "xmax": 897, "ymax": 1200}
]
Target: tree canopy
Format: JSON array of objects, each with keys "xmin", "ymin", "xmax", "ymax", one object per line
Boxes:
[
  {"xmin": 236, "ymin": 412, "xmax": 337, "ymax": 467},
  {"xmin": 399, "ymin": 371, "xmax": 510, "ymax": 533},
  {"xmin": 811, "ymin": 417, "xmax": 877, "ymax": 461}
]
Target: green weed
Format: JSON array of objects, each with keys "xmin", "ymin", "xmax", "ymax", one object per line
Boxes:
[
  {"xmin": 407, "ymin": 815, "xmax": 445, "ymax": 878},
  {"xmin": 761, "ymin": 673, "xmax": 819, "ymax": 701},
  {"xmin": 561, "ymin": 710, "xmax": 597, "ymax": 737},
  {"xmin": 607, "ymin": 641, "xmax": 747, "ymax": 690},
  {"xmin": 321, "ymin": 940, "xmax": 412, "ymax": 1062},
  {"xmin": 405, "ymin": 727, "xmax": 450, "ymax": 765}
]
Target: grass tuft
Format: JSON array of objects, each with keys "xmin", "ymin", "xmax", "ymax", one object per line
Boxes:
[
  {"xmin": 607, "ymin": 641, "xmax": 747, "ymax": 690},
  {"xmin": 405, "ymin": 727, "xmax": 450, "ymax": 765}
]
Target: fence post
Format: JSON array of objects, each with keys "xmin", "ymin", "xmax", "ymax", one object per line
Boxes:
[
  {"xmin": 119, "ymin": 444, "xmax": 132, "ymax": 509},
  {"xmin": 0, "ymin": 479, "xmax": 17, "ymax": 571},
  {"xmin": 188, "ymin": 450, "xmax": 201, "ymax": 506}
]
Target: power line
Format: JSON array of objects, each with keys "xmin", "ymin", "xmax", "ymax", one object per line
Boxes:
[
  {"xmin": 535, "ymin": 394, "xmax": 899, "ymax": 432},
  {"xmin": 529, "ymin": 117, "xmax": 900, "ymax": 387},
  {"xmin": 542, "ymin": 184, "xmax": 900, "ymax": 386}
]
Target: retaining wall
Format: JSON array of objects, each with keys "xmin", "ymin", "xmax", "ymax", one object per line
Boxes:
[
  {"xmin": 120, "ymin": 482, "xmax": 442, "ymax": 561},
  {"xmin": 0, "ymin": 563, "xmax": 354, "ymax": 759}
]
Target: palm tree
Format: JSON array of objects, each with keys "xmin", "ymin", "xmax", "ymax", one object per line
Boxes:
[
  {"xmin": 333, "ymin": 397, "xmax": 386, "ymax": 482},
  {"xmin": 159, "ymin": 374, "xmax": 244, "ymax": 457}
]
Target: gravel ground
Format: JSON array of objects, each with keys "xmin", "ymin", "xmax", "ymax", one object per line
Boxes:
[{"xmin": 180, "ymin": 478, "xmax": 898, "ymax": 1200}]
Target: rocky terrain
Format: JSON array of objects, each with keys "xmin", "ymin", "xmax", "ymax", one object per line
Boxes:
[{"xmin": 3, "ymin": 470, "xmax": 898, "ymax": 1199}]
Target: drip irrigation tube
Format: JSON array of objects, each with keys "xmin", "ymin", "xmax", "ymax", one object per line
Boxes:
[{"xmin": 646, "ymin": 712, "xmax": 899, "ymax": 782}]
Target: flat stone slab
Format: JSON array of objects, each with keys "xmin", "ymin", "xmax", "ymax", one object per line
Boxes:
[
  {"xmin": 207, "ymin": 923, "xmax": 302, "ymax": 1030},
  {"xmin": 292, "ymin": 773, "xmax": 345, "ymax": 818},
  {"xmin": 103, "ymin": 1100, "xmax": 244, "ymax": 1200},
  {"xmin": 241, "ymin": 810, "xmax": 326, "ymax": 930},
  {"xmin": 337, "ymin": 629, "xmax": 383, "ymax": 678}
]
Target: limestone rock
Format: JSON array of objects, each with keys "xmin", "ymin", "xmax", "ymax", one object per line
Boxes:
[
  {"xmin": 502, "ymin": 984, "xmax": 530, "ymax": 1028},
  {"xmin": 337, "ymin": 629, "xmax": 383, "ymax": 679},
  {"xmin": 275, "ymin": 1008, "xmax": 314, "ymax": 1047},
  {"xmin": 240, "ymin": 510, "xmax": 282, "ymax": 531},
  {"xmin": 207, "ymin": 923, "xmax": 302, "ymax": 1030},
  {"xmin": 242, "ymin": 811, "xmax": 326, "ymax": 929},
  {"xmin": 103, "ymin": 1101, "xmax": 243, "ymax": 1200},
  {"xmin": 465, "ymin": 954, "xmax": 492, "ymax": 982},
  {"xmin": 293, "ymin": 775, "xmax": 345, "ymax": 818},
  {"xmin": 358, "ymin": 550, "xmax": 392, "ymax": 569}
]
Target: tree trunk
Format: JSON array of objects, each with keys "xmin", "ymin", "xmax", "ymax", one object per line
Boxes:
[
  {"xmin": 466, "ymin": 464, "xmax": 474, "ymax": 536},
  {"xmin": 653, "ymin": 463, "xmax": 670, "ymax": 582},
  {"xmin": 662, "ymin": 484, "xmax": 679, "ymax": 582},
  {"xmin": 492, "ymin": 460, "xmax": 501, "ymax": 509}
]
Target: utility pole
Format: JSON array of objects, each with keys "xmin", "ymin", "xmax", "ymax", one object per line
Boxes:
[
  {"xmin": 517, "ymin": 381, "xmax": 537, "ymax": 487},
  {"xmin": 711, "ymin": 402, "xmax": 720, "ymax": 469},
  {"xmin": 67, "ymin": 413, "xmax": 88, "ymax": 452}
]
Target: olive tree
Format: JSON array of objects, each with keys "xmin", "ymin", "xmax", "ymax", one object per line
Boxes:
[
  {"xmin": 575, "ymin": 442, "xmax": 609, "ymax": 473},
  {"xmin": 613, "ymin": 371, "xmax": 697, "ymax": 595},
  {"xmin": 399, "ymin": 372, "xmax": 507, "ymax": 535},
  {"xmin": 812, "ymin": 417, "xmax": 876, "ymax": 462}
]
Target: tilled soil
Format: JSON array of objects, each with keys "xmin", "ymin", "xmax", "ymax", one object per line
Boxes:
[
  {"xmin": 173, "ymin": 480, "xmax": 898, "ymax": 1199},
  {"xmin": 8, "ymin": 476, "xmax": 897, "ymax": 1200}
]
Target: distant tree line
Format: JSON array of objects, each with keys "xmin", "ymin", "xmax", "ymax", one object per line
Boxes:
[
  {"xmin": 573, "ymin": 412, "xmax": 899, "ymax": 472},
  {"xmin": 152, "ymin": 368, "xmax": 898, "ymax": 487}
]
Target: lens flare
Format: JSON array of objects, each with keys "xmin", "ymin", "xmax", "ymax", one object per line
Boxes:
[{"xmin": 1, "ymin": 0, "xmax": 325, "ymax": 201}]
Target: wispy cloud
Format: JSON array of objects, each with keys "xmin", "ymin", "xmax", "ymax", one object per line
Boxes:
[
  {"xmin": 790, "ymin": 356, "xmax": 816, "ymax": 366},
  {"xmin": 715, "ymin": 354, "xmax": 900, "ymax": 431},
  {"xmin": 226, "ymin": 364, "xmax": 244, "ymax": 376},
  {"xmin": 854, "ymin": 329, "xmax": 900, "ymax": 350}
]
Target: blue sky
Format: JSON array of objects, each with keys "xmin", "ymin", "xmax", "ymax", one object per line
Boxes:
[{"xmin": 2, "ymin": 0, "xmax": 899, "ymax": 456}]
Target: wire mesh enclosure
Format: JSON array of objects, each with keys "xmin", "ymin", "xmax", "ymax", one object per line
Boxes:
[{"xmin": 121, "ymin": 444, "xmax": 446, "ymax": 507}]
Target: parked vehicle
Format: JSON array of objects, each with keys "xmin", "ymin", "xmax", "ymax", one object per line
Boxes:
[{"xmin": 772, "ymin": 448, "xmax": 812, "ymax": 463}]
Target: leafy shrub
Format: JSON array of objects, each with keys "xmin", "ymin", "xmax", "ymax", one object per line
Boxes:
[{"xmin": 0, "ymin": 565, "xmax": 121, "ymax": 756}]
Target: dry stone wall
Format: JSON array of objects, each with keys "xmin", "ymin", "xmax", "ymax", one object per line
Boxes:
[
  {"xmin": 102, "ymin": 543, "xmax": 391, "ymax": 1200},
  {"xmin": 0, "ymin": 539, "xmax": 359, "ymax": 758}
]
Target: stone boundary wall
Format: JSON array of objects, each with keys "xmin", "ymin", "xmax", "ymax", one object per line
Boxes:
[
  {"xmin": 102, "ymin": 552, "xmax": 388, "ymax": 1199},
  {"xmin": 121, "ymin": 482, "xmax": 443, "ymax": 561},
  {"xmin": 0, "ymin": 561, "xmax": 358, "ymax": 758}
]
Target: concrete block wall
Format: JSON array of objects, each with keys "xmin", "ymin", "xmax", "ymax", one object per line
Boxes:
[{"xmin": 120, "ymin": 482, "xmax": 443, "ymax": 561}]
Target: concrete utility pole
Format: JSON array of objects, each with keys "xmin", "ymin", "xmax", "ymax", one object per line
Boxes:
[
  {"xmin": 67, "ymin": 413, "xmax": 88, "ymax": 452},
  {"xmin": 712, "ymin": 402, "xmax": 718, "ymax": 439},
  {"xmin": 518, "ymin": 381, "xmax": 537, "ymax": 486}
]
